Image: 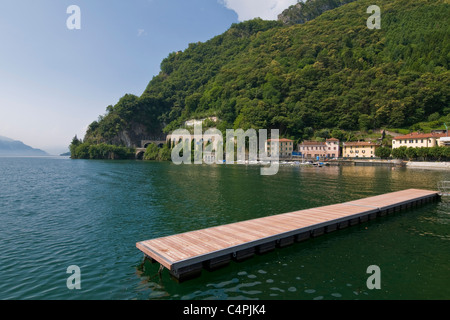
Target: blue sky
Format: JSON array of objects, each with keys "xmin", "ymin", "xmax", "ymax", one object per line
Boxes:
[{"xmin": 0, "ymin": 0, "xmax": 297, "ymax": 154}]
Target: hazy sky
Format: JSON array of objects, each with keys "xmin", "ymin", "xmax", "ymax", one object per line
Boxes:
[{"xmin": 0, "ymin": 0, "xmax": 297, "ymax": 154}]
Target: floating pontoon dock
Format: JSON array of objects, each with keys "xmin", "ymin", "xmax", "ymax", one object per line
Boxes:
[{"xmin": 136, "ymin": 189, "xmax": 440, "ymax": 281}]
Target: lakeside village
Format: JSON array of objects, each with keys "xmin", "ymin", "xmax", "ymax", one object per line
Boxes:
[
  {"xmin": 156, "ymin": 122, "xmax": 450, "ymax": 168},
  {"xmin": 71, "ymin": 119, "xmax": 450, "ymax": 169}
]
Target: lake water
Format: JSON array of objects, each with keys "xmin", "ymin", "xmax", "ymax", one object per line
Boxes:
[{"xmin": 0, "ymin": 157, "xmax": 449, "ymax": 300}]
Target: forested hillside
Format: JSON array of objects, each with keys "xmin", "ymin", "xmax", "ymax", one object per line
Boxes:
[{"xmin": 82, "ymin": 0, "xmax": 449, "ymax": 148}]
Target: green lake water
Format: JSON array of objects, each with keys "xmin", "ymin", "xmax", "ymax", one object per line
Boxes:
[{"xmin": 0, "ymin": 157, "xmax": 449, "ymax": 300}]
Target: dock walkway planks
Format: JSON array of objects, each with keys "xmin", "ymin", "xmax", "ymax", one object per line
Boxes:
[{"xmin": 136, "ymin": 189, "xmax": 440, "ymax": 281}]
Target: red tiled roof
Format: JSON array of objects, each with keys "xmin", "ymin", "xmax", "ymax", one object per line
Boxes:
[
  {"xmin": 393, "ymin": 132, "xmax": 447, "ymax": 140},
  {"xmin": 343, "ymin": 141, "xmax": 380, "ymax": 147},
  {"xmin": 326, "ymin": 138, "xmax": 339, "ymax": 141},
  {"xmin": 267, "ymin": 138, "xmax": 294, "ymax": 142},
  {"xmin": 298, "ymin": 140, "xmax": 326, "ymax": 146}
]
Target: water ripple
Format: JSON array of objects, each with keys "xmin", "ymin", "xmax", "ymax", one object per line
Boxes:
[{"xmin": 1, "ymin": 158, "xmax": 449, "ymax": 300}]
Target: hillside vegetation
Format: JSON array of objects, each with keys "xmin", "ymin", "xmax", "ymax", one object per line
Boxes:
[{"xmin": 81, "ymin": 0, "xmax": 449, "ymax": 149}]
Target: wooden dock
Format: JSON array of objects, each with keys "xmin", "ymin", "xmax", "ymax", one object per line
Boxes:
[{"xmin": 136, "ymin": 189, "xmax": 440, "ymax": 281}]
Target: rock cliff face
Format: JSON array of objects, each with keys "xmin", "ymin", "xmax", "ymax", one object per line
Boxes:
[
  {"xmin": 110, "ymin": 124, "xmax": 143, "ymax": 148},
  {"xmin": 99, "ymin": 122, "xmax": 164, "ymax": 148},
  {"xmin": 278, "ymin": 0, "xmax": 357, "ymax": 25}
]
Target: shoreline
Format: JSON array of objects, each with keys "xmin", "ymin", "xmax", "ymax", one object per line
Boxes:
[
  {"xmin": 405, "ymin": 161, "xmax": 450, "ymax": 170},
  {"xmin": 278, "ymin": 159, "xmax": 450, "ymax": 170}
]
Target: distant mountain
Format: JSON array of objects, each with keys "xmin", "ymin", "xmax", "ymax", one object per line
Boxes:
[{"xmin": 0, "ymin": 136, "xmax": 49, "ymax": 156}]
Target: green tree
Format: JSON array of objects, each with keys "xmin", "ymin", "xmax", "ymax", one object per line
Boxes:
[
  {"xmin": 416, "ymin": 147, "xmax": 429, "ymax": 160},
  {"xmin": 73, "ymin": 143, "xmax": 90, "ymax": 159},
  {"xmin": 392, "ymin": 146, "xmax": 407, "ymax": 160},
  {"xmin": 443, "ymin": 146, "xmax": 450, "ymax": 160},
  {"xmin": 69, "ymin": 135, "xmax": 82, "ymax": 157},
  {"xmin": 358, "ymin": 114, "xmax": 373, "ymax": 132},
  {"xmin": 157, "ymin": 145, "xmax": 172, "ymax": 161},
  {"xmin": 316, "ymin": 129, "xmax": 330, "ymax": 139},
  {"xmin": 375, "ymin": 147, "xmax": 391, "ymax": 159},
  {"xmin": 428, "ymin": 112, "xmax": 440, "ymax": 122},
  {"xmin": 429, "ymin": 146, "xmax": 444, "ymax": 161},
  {"xmin": 405, "ymin": 147, "xmax": 417, "ymax": 160},
  {"xmin": 143, "ymin": 143, "xmax": 159, "ymax": 160},
  {"xmin": 331, "ymin": 129, "xmax": 345, "ymax": 141}
]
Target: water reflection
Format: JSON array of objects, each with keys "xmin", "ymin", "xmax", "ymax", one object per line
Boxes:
[
  {"xmin": 136, "ymin": 164, "xmax": 449, "ymax": 300},
  {"xmin": 1, "ymin": 157, "xmax": 448, "ymax": 300}
]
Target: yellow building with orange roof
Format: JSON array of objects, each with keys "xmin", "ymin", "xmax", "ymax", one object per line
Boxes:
[
  {"xmin": 343, "ymin": 141, "xmax": 380, "ymax": 158},
  {"xmin": 392, "ymin": 132, "xmax": 447, "ymax": 149}
]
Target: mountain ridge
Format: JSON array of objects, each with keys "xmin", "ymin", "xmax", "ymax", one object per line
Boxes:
[
  {"xmin": 278, "ymin": 0, "xmax": 357, "ymax": 25},
  {"xmin": 0, "ymin": 135, "xmax": 49, "ymax": 156}
]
